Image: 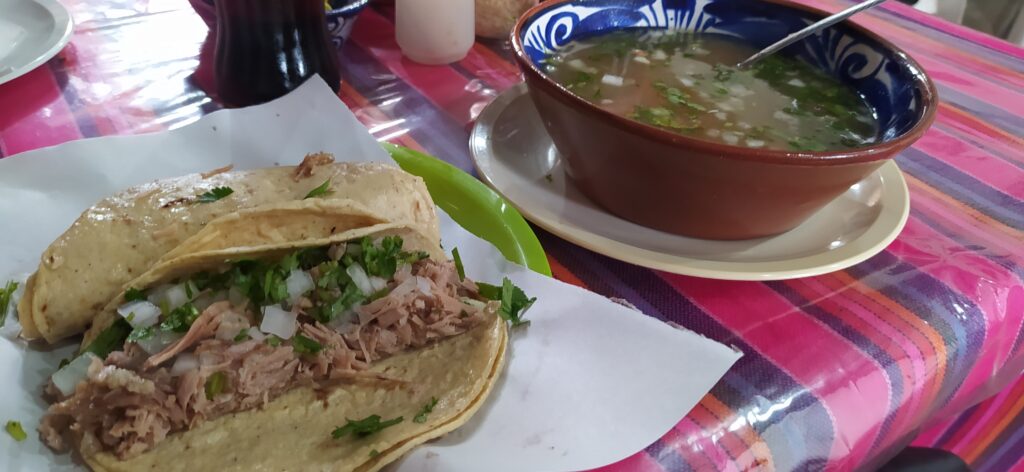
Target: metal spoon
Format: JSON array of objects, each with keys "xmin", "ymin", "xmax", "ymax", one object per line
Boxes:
[{"xmin": 736, "ymin": 0, "xmax": 888, "ymax": 69}]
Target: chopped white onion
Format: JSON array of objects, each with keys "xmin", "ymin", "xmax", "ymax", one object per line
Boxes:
[
  {"xmin": 632, "ymin": 56, "xmax": 651, "ymax": 65},
  {"xmin": 260, "ymin": 305, "xmax": 297, "ymax": 339},
  {"xmin": 285, "ymin": 270, "xmax": 315, "ymax": 304},
  {"xmin": 714, "ymin": 112, "xmax": 728, "ymax": 121},
  {"xmin": 706, "ymin": 129, "xmax": 722, "ymax": 138},
  {"xmin": 52, "ymin": 353, "xmax": 99, "ymax": 397},
  {"xmin": 247, "ymin": 329, "xmax": 266, "ymax": 342},
  {"xmin": 746, "ymin": 139, "xmax": 766, "ymax": 148},
  {"xmin": 117, "ymin": 300, "xmax": 161, "ymax": 329},
  {"xmin": 722, "ymin": 132, "xmax": 741, "ymax": 146},
  {"xmin": 601, "ymin": 74, "xmax": 624, "ymax": 87},
  {"xmin": 787, "ymin": 78, "xmax": 806, "ymax": 87},
  {"xmin": 651, "ymin": 49, "xmax": 668, "ymax": 61},
  {"xmin": 346, "ymin": 264, "xmax": 373, "ymax": 296},
  {"xmin": 567, "ymin": 59, "xmax": 597, "ymax": 74},
  {"xmin": 737, "ymin": 121, "xmax": 752, "ymax": 130},
  {"xmin": 680, "ymin": 77, "xmax": 695, "ymax": 87},
  {"xmin": 600, "ymin": 99, "xmax": 614, "ymax": 105},
  {"xmin": 388, "ymin": 277, "xmax": 418, "ymax": 300},
  {"xmin": 136, "ymin": 330, "xmax": 182, "ymax": 355},
  {"xmin": 147, "ymin": 283, "xmax": 190, "ymax": 310},
  {"xmin": 170, "ymin": 353, "xmax": 197, "ymax": 376},
  {"xmin": 369, "ymin": 276, "xmax": 388, "ymax": 293},
  {"xmin": 415, "ymin": 276, "xmax": 433, "ymax": 296}
]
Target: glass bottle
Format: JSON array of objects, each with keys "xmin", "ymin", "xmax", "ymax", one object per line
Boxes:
[{"xmin": 214, "ymin": 0, "xmax": 341, "ymax": 107}]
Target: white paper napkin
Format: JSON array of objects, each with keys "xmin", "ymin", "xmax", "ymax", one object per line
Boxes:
[{"xmin": 0, "ymin": 78, "xmax": 741, "ymax": 471}]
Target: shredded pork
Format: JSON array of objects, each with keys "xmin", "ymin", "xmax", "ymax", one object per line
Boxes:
[{"xmin": 40, "ymin": 259, "xmax": 491, "ymax": 459}]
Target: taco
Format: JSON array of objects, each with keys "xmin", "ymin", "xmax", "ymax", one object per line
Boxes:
[
  {"xmin": 19, "ymin": 154, "xmax": 439, "ymax": 343},
  {"xmin": 39, "ymin": 221, "xmax": 514, "ymax": 472}
]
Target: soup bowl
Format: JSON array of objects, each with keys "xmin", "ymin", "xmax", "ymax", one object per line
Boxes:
[{"xmin": 511, "ymin": 0, "xmax": 936, "ymax": 240}]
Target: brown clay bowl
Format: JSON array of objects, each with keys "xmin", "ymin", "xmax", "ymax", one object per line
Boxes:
[{"xmin": 511, "ymin": 0, "xmax": 936, "ymax": 240}]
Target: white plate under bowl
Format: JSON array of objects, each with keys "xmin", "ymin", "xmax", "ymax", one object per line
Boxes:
[
  {"xmin": 0, "ymin": 0, "xmax": 73, "ymax": 86},
  {"xmin": 469, "ymin": 84, "xmax": 910, "ymax": 281}
]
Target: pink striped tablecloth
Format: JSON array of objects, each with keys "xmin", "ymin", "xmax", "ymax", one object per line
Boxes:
[{"xmin": 1, "ymin": 0, "xmax": 1022, "ymax": 470}]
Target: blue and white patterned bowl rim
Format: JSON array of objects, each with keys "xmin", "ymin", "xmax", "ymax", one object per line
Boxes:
[{"xmin": 517, "ymin": 0, "xmax": 933, "ymax": 143}]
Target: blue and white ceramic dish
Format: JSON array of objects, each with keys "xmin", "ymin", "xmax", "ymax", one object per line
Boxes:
[
  {"xmin": 326, "ymin": 0, "xmax": 371, "ymax": 47},
  {"xmin": 516, "ymin": 0, "xmax": 934, "ymax": 143},
  {"xmin": 509, "ymin": 0, "xmax": 936, "ymax": 240}
]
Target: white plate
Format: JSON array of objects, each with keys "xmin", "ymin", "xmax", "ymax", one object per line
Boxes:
[
  {"xmin": 469, "ymin": 84, "xmax": 910, "ymax": 281},
  {"xmin": 0, "ymin": 0, "xmax": 73, "ymax": 86}
]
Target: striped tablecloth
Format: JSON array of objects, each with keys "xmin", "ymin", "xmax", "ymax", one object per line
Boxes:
[{"xmin": 0, "ymin": 0, "xmax": 1021, "ymax": 470}]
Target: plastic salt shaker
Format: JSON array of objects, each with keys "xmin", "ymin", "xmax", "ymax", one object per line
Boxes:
[{"xmin": 396, "ymin": 0, "xmax": 474, "ymax": 65}]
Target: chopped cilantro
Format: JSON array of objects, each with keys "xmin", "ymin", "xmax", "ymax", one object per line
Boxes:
[
  {"xmin": 204, "ymin": 372, "xmax": 227, "ymax": 400},
  {"xmin": 5, "ymin": 420, "xmax": 26, "ymax": 442},
  {"xmin": 58, "ymin": 358, "xmax": 71, "ymax": 369},
  {"xmin": 266, "ymin": 335, "xmax": 282, "ymax": 347},
  {"xmin": 126, "ymin": 326, "xmax": 155, "ymax": 343},
  {"xmin": 477, "ymin": 278, "xmax": 535, "ymax": 327},
  {"xmin": 292, "ymin": 334, "xmax": 323, "ymax": 355},
  {"xmin": 357, "ymin": 236, "xmax": 427, "ymax": 279},
  {"xmin": 544, "ymin": 174, "xmax": 553, "ymax": 183},
  {"xmin": 82, "ymin": 318, "xmax": 132, "ymax": 358},
  {"xmin": 195, "ymin": 186, "xmax": 234, "ymax": 203},
  {"xmin": 233, "ymin": 328, "xmax": 250, "ymax": 343},
  {"xmin": 369, "ymin": 449, "xmax": 380, "ymax": 457},
  {"xmin": 312, "ymin": 283, "xmax": 363, "ymax": 324},
  {"xmin": 304, "ymin": 179, "xmax": 333, "ymax": 199},
  {"xmin": 159, "ymin": 303, "xmax": 200, "ymax": 333},
  {"xmin": 413, "ymin": 397, "xmax": 439, "ymax": 423},
  {"xmin": 124, "ymin": 287, "xmax": 146, "ymax": 302},
  {"xmin": 331, "ymin": 415, "xmax": 404, "ymax": 439},
  {"xmin": 452, "ymin": 248, "xmax": 465, "ymax": 281},
  {"xmin": 0, "ymin": 280, "xmax": 18, "ymax": 329}
]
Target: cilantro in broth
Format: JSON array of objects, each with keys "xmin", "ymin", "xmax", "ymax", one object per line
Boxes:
[
  {"xmin": 195, "ymin": 186, "xmax": 234, "ymax": 203},
  {"xmin": 332, "ymin": 415, "xmax": 404, "ymax": 439},
  {"xmin": 630, "ymin": 106, "xmax": 697, "ymax": 132}
]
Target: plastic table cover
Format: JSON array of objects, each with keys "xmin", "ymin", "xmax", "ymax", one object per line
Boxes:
[{"xmin": 0, "ymin": 0, "xmax": 1022, "ymax": 470}]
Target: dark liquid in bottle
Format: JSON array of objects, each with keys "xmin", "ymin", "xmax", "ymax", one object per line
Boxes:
[{"xmin": 214, "ymin": 0, "xmax": 341, "ymax": 107}]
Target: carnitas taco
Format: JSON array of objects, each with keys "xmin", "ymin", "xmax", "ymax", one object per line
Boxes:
[
  {"xmin": 32, "ymin": 161, "xmax": 535, "ymax": 471},
  {"xmin": 19, "ymin": 154, "xmax": 439, "ymax": 343},
  {"xmin": 39, "ymin": 222, "xmax": 521, "ymax": 471}
]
